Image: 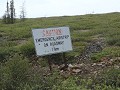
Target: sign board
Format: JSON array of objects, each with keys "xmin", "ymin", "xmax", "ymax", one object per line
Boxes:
[{"xmin": 32, "ymin": 27, "xmax": 72, "ymax": 56}]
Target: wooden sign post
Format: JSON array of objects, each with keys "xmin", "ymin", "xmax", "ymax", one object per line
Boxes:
[
  {"xmin": 48, "ymin": 56, "xmax": 52, "ymax": 71},
  {"xmin": 32, "ymin": 27, "xmax": 72, "ymax": 71},
  {"xmin": 62, "ymin": 52, "xmax": 67, "ymax": 67}
]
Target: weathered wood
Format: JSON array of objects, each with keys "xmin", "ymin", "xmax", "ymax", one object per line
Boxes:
[
  {"xmin": 48, "ymin": 56, "xmax": 52, "ymax": 71},
  {"xmin": 62, "ymin": 53, "xmax": 67, "ymax": 67}
]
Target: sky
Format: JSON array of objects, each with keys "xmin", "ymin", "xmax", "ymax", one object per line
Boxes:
[{"xmin": 0, "ymin": 0, "xmax": 120, "ymax": 18}]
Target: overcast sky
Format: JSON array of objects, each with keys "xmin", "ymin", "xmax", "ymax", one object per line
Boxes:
[{"xmin": 0, "ymin": 0, "xmax": 120, "ymax": 18}]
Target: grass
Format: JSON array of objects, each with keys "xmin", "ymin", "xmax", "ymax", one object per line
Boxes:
[{"xmin": 0, "ymin": 12, "xmax": 120, "ymax": 89}]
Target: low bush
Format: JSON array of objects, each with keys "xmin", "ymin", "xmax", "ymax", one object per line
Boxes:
[
  {"xmin": 0, "ymin": 41, "xmax": 17, "ymax": 47},
  {"xmin": 0, "ymin": 47, "xmax": 18, "ymax": 63},
  {"xmin": 19, "ymin": 41, "xmax": 35, "ymax": 58},
  {"xmin": 91, "ymin": 51, "xmax": 109, "ymax": 63},
  {"xmin": 91, "ymin": 46, "xmax": 120, "ymax": 62},
  {"xmin": 94, "ymin": 68, "xmax": 120, "ymax": 88},
  {"xmin": 103, "ymin": 68, "xmax": 120, "ymax": 87},
  {"xmin": 0, "ymin": 54, "xmax": 30, "ymax": 90},
  {"xmin": 27, "ymin": 70, "xmax": 62, "ymax": 90},
  {"xmin": 0, "ymin": 47, "xmax": 9, "ymax": 62}
]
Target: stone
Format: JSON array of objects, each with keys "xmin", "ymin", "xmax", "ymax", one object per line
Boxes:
[
  {"xmin": 72, "ymin": 68, "xmax": 81, "ymax": 73},
  {"xmin": 92, "ymin": 63, "xmax": 97, "ymax": 66}
]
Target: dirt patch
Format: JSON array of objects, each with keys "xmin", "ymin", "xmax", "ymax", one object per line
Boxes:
[
  {"xmin": 74, "ymin": 30, "xmax": 90, "ymax": 33},
  {"xmin": 79, "ymin": 30, "xmax": 90, "ymax": 32},
  {"xmin": 15, "ymin": 39, "xmax": 28, "ymax": 45},
  {"xmin": 75, "ymin": 38, "xmax": 106, "ymax": 63}
]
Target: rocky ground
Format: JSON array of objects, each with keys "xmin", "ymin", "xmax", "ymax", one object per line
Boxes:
[
  {"xmin": 31, "ymin": 37, "xmax": 120, "ymax": 79},
  {"xmin": 57, "ymin": 38, "xmax": 120, "ymax": 78}
]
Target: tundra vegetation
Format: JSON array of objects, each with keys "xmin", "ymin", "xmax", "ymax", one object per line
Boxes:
[{"xmin": 0, "ymin": 12, "xmax": 120, "ymax": 90}]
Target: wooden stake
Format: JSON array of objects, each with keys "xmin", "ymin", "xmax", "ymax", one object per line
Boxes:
[
  {"xmin": 62, "ymin": 52, "xmax": 67, "ymax": 67},
  {"xmin": 48, "ymin": 55, "xmax": 52, "ymax": 71}
]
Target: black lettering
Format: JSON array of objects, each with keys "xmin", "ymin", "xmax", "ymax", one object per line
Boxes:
[
  {"xmin": 44, "ymin": 43, "xmax": 48, "ymax": 47},
  {"xmin": 35, "ymin": 39, "xmax": 38, "ymax": 43},
  {"xmin": 35, "ymin": 35, "xmax": 69, "ymax": 43},
  {"xmin": 52, "ymin": 47, "xmax": 59, "ymax": 51},
  {"xmin": 50, "ymin": 41, "xmax": 64, "ymax": 46}
]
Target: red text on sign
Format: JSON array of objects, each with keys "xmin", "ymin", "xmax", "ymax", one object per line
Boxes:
[{"xmin": 42, "ymin": 29, "xmax": 62, "ymax": 37}]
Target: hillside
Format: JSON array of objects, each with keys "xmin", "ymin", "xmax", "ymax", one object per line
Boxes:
[{"xmin": 0, "ymin": 12, "xmax": 120, "ymax": 90}]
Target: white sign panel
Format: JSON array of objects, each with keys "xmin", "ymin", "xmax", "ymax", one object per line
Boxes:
[{"xmin": 32, "ymin": 27, "xmax": 72, "ymax": 56}]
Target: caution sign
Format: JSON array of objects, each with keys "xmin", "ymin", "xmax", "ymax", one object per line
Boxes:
[{"xmin": 32, "ymin": 27, "xmax": 72, "ymax": 56}]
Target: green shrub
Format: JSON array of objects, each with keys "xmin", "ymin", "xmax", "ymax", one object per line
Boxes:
[
  {"xmin": 0, "ymin": 47, "xmax": 9, "ymax": 62},
  {"xmin": 28, "ymin": 70, "xmax": 62, "ymax": 90},
  {"xmin": 115, "ymin": 41, "xmax": 120, "ymax": 46},
  {"xmin": 52, "ymin": 77, "xmax": 82, "ymax": 90},
  {"xmin": 94, "ymin": 68, "xmax": 120, "ymax": 88},
  {"xmin": 91, "ymin": 51, "xmax": 109, "ymax": 63},
  {"xmin": 0, "ymin": 41, "xmax": 17, "ymax": 47},
  {"xmin": 103, "ymin": 47, "xmax": 120, "ymax": 57},
  {"xmin": 19, "ymin": 41, "xmax": 35, "ymax": 58},
  {"xmin": 0, "ymin": 34, "xmax": 2, "ymax": 37},
  {"xmin": 103, "ymin": 68, "xmax": 120, "ymax": 87},
  {"xmin": 0, "ymin": 54, "xmax": 30, "ymax": 90},
  {"xmin": 106, "ymin": 29, "xmax": 120, "ymax": 46},
  {"xmin": 91, "ymin": 46, "xmax": 120, "ymax": 62},
  {"xmin": 0, "ymin": 47, "xmax": 18, "ymax": 63},
  {"xmin": 107, "ymin": 36, "xmax": 120, "ymax": 46}
]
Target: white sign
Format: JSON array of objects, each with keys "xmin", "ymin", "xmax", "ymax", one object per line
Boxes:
[{"xmin": 32, "ymin": 27, "xmax": 72, "ymax": 56}]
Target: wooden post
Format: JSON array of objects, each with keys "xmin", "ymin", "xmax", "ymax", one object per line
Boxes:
[
  {"xmin": 62, "ymin": 53, "xmax": 67, "ymax": 67},
  {"xmin": 48, "ymin": 55, "xmax": 52, "ymax": 71}
]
